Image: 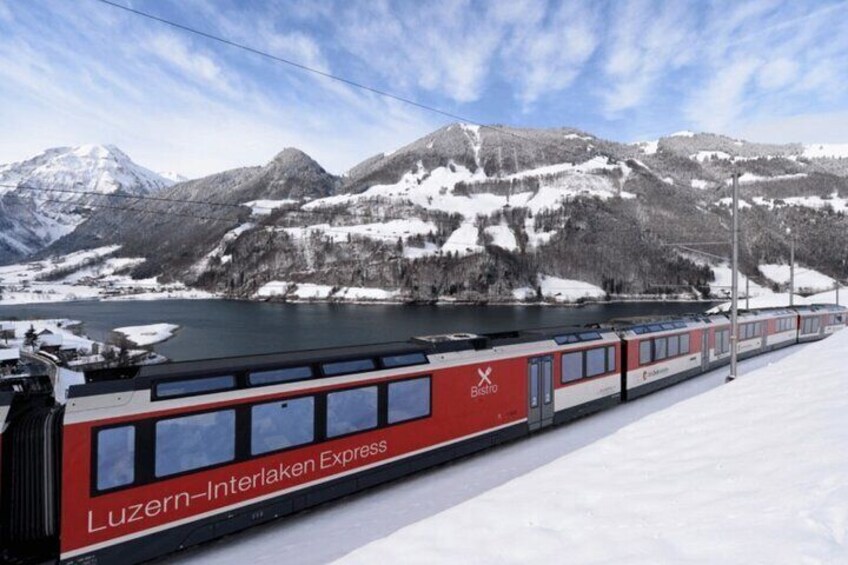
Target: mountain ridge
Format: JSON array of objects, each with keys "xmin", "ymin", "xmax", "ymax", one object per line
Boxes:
[{"xmin": 12, "ymin": 124, "xmax": 848, "ymax": 304}]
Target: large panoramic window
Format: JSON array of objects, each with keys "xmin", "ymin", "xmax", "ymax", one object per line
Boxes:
[
  {"xmin": 251, "ymin": 397, "xmax": 314, "ymax": 455},
  {"xmin": 155, "ymin": 410, "xmax": 235, "ymax": 477},
  {"xmin": 155, "ymin": 375, "xmax": 236, "ymax": 399},
  {"xmin": 322, "ymin": 358, "xmax": 376, "ymax": 377},
  {"xmin": 585, "ymin": 347, "xmax": 607, "ymax": 377},
  {"xmin": 562, "ymin": 351, "xmax": 583, "ymax": 383},
  {"xmin": 387, "ymin": 378, "xmax": 430, "ymax": 424},
  {"xmin": 249, "ymin": 366, "xmax": 312, "ymax": 386},
  {"xmin": 327, "ymin": 386, "xmax": 378, "ymax": 437},
  {"xmin": 639, "ymin": 340, "xmax": 652, "ymax": 365},
  {"xmin": 96, "ymin": 426, "xmax": 135, "ymax": 491}
]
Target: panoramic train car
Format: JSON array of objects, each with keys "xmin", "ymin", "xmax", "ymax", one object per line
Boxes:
[
  {"xmin": 795, "ymin": 305, "xmax": 846, "ymax": 343},
  {"xmin": 758, "ymin": 308, "xmax": 799, "ymax": 352},
  {"xmin": 0, "ymin": 306, "xmax": 844, "ymax": 565},
  {"xmin": 55, "ymin": 326, "xmax": 620, "ymax": 564},
  {"xmin": 618, "ymin": 317, "xmax": 710, "ymax": 400},
  {"xmin": 535, "ymin": 327, "xmax": 621, "ymax": 424},
  {"xmin": 812, "ymin": 304, "xmax": 846, "ymax": 335}
]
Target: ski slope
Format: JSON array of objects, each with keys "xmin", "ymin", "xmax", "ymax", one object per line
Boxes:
[{"xmin": 166, "ymin": 343, "xmax": 816, "ymax": 565}]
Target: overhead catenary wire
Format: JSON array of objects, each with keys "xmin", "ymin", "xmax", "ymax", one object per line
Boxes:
[
  {"xmin": 2, "ymin": 182, "xmax": 283, "ymax": 212},
  {"xmin": 91, "ymin": 0, "xmax": 612, "ymax": 159}
]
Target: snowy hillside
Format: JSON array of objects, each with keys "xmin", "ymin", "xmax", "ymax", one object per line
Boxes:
[
  {"xmin": 0, "ymin": 144, "xmax": 176, "ymax": 264},
  {"xmin": 339, "ymin": 329, "xmax": 848, "ymax": 564},
  {"xmin": 27, "ymin": 124, "xmax": 848, "ymax": 305}
]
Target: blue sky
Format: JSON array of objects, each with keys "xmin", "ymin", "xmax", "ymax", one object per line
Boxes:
[{"xmin": 1, "ymin": 0, "xmax": 847, "ymax": 177}]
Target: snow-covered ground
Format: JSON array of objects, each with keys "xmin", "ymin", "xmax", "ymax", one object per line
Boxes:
[
  {"xmin": 168, "ymin": 339, "xmax": 816, "ymax": 565},
  {"xmin": 803, "ymin": 143, "xmax": 848, "ymax": 159},
  {"xmin": 256, "ymin": 282, "xmax": 400, "ymax": 302},
  {"xmin": 113, "ymin": 323, "xmax": 180, "ymax": 347},
  {"xmin": 512, "ymin": 274, "xmax": 606, "ymax": 302},
  {"xmin": 0, "ymin": 246, "xmax": 216, "ymax": 305},
  {"xmin": 337, "ymin": 332, "xmax": 848, "ymax": 565},
  {"xmin": 760, "ymin": 264, "xmax": 836, "ymax": 293}
]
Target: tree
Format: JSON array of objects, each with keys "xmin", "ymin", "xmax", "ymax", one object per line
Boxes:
[{"xmin": 24, "ymin": 324, "xmax": 38, "ymax": 349}]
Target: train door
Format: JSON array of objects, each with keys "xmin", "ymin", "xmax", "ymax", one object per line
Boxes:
[
  {"xmin": 700, "ymin": 330, "xmax": 709, "ymax": 371},
  {"xmin": 527, "ymin": 355, "xmax": 554, "ymax": 430}
]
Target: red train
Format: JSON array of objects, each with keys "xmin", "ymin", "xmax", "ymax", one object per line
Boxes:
[{"xmin": 0, "ymin": 304, "xmax": 845, "ymax": 564}]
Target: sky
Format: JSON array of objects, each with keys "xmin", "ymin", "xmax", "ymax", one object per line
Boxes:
[{"xmin": 1, "ymin": 0, "xmax": 847, "ymax": 178}]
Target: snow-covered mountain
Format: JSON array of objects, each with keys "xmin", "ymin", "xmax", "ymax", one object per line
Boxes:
[
  {"xmin": 28, "ymin": 125, "xmax": 848, "ymax": 303},
  {"xmin": 0, "ymin": 144, "xmax": 177, "ymax": 264}
]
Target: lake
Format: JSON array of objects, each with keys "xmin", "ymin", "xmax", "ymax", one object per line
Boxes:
[{"xmin": 0, "ymin": 300, "xmax": 718, "ymax": 362}]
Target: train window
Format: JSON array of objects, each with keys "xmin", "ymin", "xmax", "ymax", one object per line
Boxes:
[
  {"xmin": 680, "ymin": 334, "xmax": 690, "ymax": 355},
  {"xmin": 381, "ymin": 352, "xmax": 428, "ymax": 369},
  {"xmin": 251, "ymin": 397, "xmax": 314, "ymax": 455},
  {"xmin": 555, "ymin": 334, "xmax": 580, "ymax": 344},
  {"xmin": 655, "ymin": 338, "xmax": 667, "ymax": 361},
  {"xmin": 155, "ymin": 410, "xmax": 235, "ymax": 478},
  {"xmin": 96, "ymin": 426, "xmax": 135, "ymax": 491},
  {"xmin": 586, "ymin": 348, "xmax": 606, "ymax": 377},
  {"xmin": 249, "ymin": 366, "xmax": 312, "ymax": 386},
  {"xmin": 561, "ymin": 351, "xmax": 583, "ymax": 383},
  {"xmin": 322, "ymin": 358, "xmax": 376, "ymax": 377},
  {"xmin": 388, "ymin": 377, "xmax": 431, "ymax": 424},
  {"xmin": 327, "ymin": 386, "xmax": 378, "ymax": 437},
  {"xmin": 667, "ymin": 335, "xmax": 679, "ymax": 357},
  {"xmin": 639, "ymin": 340, "xmax": 652, "ymax": 365},
  {"xmin": 606, "ymin": 346, "xmax": 616, "ymax": 373},
  {"xmin": 155, "ymin": 375, "xmax": 235, "ymax": 399},
  {"xmin": 578, "ymin": 332, "xmax": 602, "ymax": 341}
]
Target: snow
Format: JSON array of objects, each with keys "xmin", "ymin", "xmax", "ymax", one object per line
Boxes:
[
  {"xmin": 403, "ymin": 242, "xmax": 440, "ymax": 260},
  {"xmin": 283, "ymin": 219, "xmax": 436, "ymax": 244},
  {"xmin": 505, "ymin": 156, "xmax": 619, "ymax": 180},
  {"xmin": 707, "ymin": 292, "xmax": 810, "ymax": 312},
  {"xmin": 691, "ymin": 150, "xmax": 731, "ymax": 161},
  {"xmin": 803, "ymin": 144, "xmax": 848, "ymax": 159},
  {"xmin": 484, "ymin": 225, "xmax": 518, "ymax": 251},
  {"xmin": 113, "ymin": 323, "xmax": 179, "ymax": 347},
  {"xmin": 669, "ymin": 130, "xmax": 695, "ymax": 137},
  {"xmin": 563, "ymin": 133, "xmax": 593, "ymax": 141},
  {"xmin": 539, "ymin": 274, "xmax": 605, "ymax": 301},
  {"xmin": 710, "ymin": 263, "xmax": 772, "ymax": 299},
  {"xmin": 459, "ymin": 123, "xmax": 482, "ymax": 170},
  {"xmin": 177, "ymin": 334, "xmax": 820, "ymax": 565},
  {"xmin": 523, "ymin": 219, "xmax": 556, "ymax": 248},
  {"xmin": 726, "ymin": 172, "xmax": 807, "ymax": 185},
  {"xmin": 0, "ymin": 246, "xmax": 216, "ymax": 305},
  {"xmin": 754, "ymin": 194, "xmax": 848, "ymax": 214},
  {"xmin": 635, "ymin": 139, "xmax": 659, "ymax": 155},
  {"xmin": 441, "ymin": 223, "xmax": 482, "ymax": 256},
  {"xmin": 717, "ymin": 197, "xmax": 751, "ymax": 208},
  {"xmin": 690, "ymin": 179, "xmax": 711, "ymax": 189},
  {"xmin": 339, "ymin": 331, "xmax": 848, "ymax": 565},
  {"xmin": 243, "ymin": 199, "xmax": 299, "ymax": 216},
  {"xmin": 255, "ymin": 282, "xmax": 399, "ymax": 302},
  {"xmin": 760, "ymin": 264, "xmax": 836, "ymax": 292},
  {"xmin": 0, "ymin": 145, "xmax": 174, "ymax": 254}
]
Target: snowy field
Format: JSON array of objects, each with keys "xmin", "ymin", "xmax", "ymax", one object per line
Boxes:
[
  {"xmin": 339, "ymin": 333, "xmax": 848, "ymax": 565},
  {"xmin": 113, "ymin": 323, "xmax": 180, "ymax": 347},
  {"xmin": 165, "ymin": 343, "xmax": 815, "ymax": 565},
  {"xmin": 0, "ymin": 246, "xmax": 216, "ymax": 305}
]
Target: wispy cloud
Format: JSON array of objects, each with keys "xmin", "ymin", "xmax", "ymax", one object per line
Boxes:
[{"xmin": 0, "ymin": 0, "xmax": 846, "ymax": 177}]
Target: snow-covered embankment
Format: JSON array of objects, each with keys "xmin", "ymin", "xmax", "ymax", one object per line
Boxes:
[{"xmin": 339, "ymin": 331, "xmax": 848, "ymax": 564}]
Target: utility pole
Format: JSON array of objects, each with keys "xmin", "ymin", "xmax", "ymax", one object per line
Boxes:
[
  {"xmin": 788, "ymin": 228, "xmax": 795, "ymax": 307},
  {"xmin": 745, "ymin": 276, "xmax": 750, "ymax": 310},
  {"xmin": 836, "ymin": 280, "xmax": 840, "ymax": 306},
  {"xmin": 728, "ymin": 172, "xmax": 740, "ymax": 383}
]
